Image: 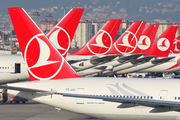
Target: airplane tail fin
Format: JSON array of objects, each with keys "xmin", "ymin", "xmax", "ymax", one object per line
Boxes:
[
  {"xmin": 170, "ymin": 35, "xmax": 180, "ymax": 53},
  {"xmin": 146, "ymin": 26, "xmax": 178, "ymax": 57},
  {"xmin": 133, "ymin": 24, "xmax": 159, "ymax": 54},
  {"xmin": 46, "ymin": 8, "xmax": 84, "ymax": 57},
  {"xmin": 107, "ymin": 21, "xmax": 146, "ymax": 54},
  {"xmin": 70, "ymin": 19, "xmax": 122, "ymax": 55},
  {"xmin": 8, "ymin": 7, "xmax": 81, "ymax": 81}
]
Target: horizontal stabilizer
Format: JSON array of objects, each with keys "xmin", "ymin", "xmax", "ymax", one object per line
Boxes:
[
  {"xmin": 90, "ymin": 55, "xmax": 118, "ymax": 64},
  {"xmin": 130, "ymin": 56, "xmax": 155, "ymax": 64},
  {"xmin": 152, "ymin": 57, "xmax": 175, "ymax": 64},
  {"xmin": 68, "ymin": 59, "xmax": 87, "ymax": 64},
  {"xmin": 93, "ymin": 66, "xmax": 107, "ymax": 70},
  {"xmin": 118, "ymin": 54, "xmax": 144, "ymax": 63}
]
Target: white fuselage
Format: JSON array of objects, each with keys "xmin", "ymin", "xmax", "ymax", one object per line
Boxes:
[
  {"xmin": 0, "ymin": 55, "xmax": 29, "ymax": 83},
  {"xmin": 7, "ymin": 77, "xmax": 180, "ymax": 120}
]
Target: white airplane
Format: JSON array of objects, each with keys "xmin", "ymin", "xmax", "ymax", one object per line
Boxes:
[
  {"xmin": 0, "ymin": 8, "xmax": 84, "ymax": 84},
  {"xmin": 0, "ymin": 55, "xmax": 28, "ymax": 84},
  {"xmin": 3, "ymin": 7, "xmax": 180, "ymax": 120}
]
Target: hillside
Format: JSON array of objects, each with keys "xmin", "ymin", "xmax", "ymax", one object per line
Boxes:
[{"xmin": 1, "ymin": 0, "xmax": 180, "ymax": 24}]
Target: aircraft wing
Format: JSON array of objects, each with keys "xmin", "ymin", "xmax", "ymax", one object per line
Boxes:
[
  {"xmin": 2, "ymin": 85, "xmax": 180, "ymax": 109},
  {"xmin": 0, "ymin": 85, "xmax": 47, "ymax": 92},
  {"xmin": 151, "ymin": 57, "xmax": 175, "ymax": 64}
]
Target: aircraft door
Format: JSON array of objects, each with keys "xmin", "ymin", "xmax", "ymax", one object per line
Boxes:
[
  {"xmin": 15, "ymin": 63, "xmax": 21, "ymax": 73},
  {"xmin": 159, "ymin": 90, "xmax": 168, "ymax": 100},
  {"xmin": 9, "ymin": 63, "xmax": 21, "ymax": 73},
  {"xmin": 76, "ymin": 88, "xmax": 84, "ymax": 104}
]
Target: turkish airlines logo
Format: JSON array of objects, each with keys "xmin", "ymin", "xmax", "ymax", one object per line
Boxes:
[
  {"xmin": 114, "ymin": 31, "xmax": 138, "ymax": 53},
  {"xmin": 24, "ymin": 34, "xmax": 64, "ymax": 80},
  {"xmin": 157, "ymin": 38, "xmax": 170, "ymax": 51},
  {"xmin": 138, "ymin": 35, "xmax": 151, "ymax": 50},
  {"xmin": 49, "ymin": 26, "xmax": 70, "ymax": 56},
  {"xmin": 87, "ymin": 30, "xmax": 112, "ymax": 55},
  {"xmin": 174, "ymin": 39, "xmax": 180, "ymax": 52}
]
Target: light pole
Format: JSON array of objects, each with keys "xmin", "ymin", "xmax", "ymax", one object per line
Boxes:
[
  {"xmin": 44, "ymin": 19, "xmax": 49, "ymax": 34},
  {"xmin": 1, "ymin": 21, "xmax": 5, "ymax": 50},
  {"xmin": 33, "ymin": 12, "xmax": 40, "ymax": 25},
  {"xmin": 46, "ymin": 14, "xmax": 53, "ymax": 32}
]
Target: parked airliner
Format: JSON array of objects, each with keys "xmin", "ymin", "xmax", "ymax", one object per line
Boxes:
[
  {"xmin": 77, "ymin": 24, "xmax": 158, "ymax": 76},
  {"xmin": 66, "ymin": 19, "xmax": 122, "ymax": 71},
  {"xmin": 0, "ymin": 8, "xmax": 83, "ymax": 84},
  {"xmin": 115, "ymin": 26, "xmax": 178, "ymax": 75},
  {"xmin": 2, "ymin": 7, "xmax": 180, "ymax": 120}
]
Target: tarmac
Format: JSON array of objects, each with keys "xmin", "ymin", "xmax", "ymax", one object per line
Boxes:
[{"xmin": 0, "ymin": 100, "xmax": 99, "ymax": 120}]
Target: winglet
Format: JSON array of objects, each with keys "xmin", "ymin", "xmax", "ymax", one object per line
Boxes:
[
  {"xmin": 70, "ymin": 19, "xmax": 122, "ymax": 55},
  {"xmin": 8, "ymin": 7, "xmax": 81, "ymax": 81},
  {"xmin": 47, "ymin": 8, "xmax": 84, "ymax": 58}
]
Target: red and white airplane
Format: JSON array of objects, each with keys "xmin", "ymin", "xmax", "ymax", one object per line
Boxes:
[
  {"xmin": 170, "ymin": 35, "xmax": 180, "ymax": 54},
  {"xmin": 140, "ymin": 36, "xmax": 180, "ymax": 73},
  {"xmin": 0, "ymin": 8, "xmax": 83, "ymax": 84},
  {"xmin": 67, "ymin": 19, "xmax": 122, "ymax": 72},
  {"xmin": 116, "ymin": 26, "xmax": 178, "ymax": 75},
  {"xmin": 77, "ymin": 24, "xmax": 158, "ymax": 76},
  {"xmin": 47, "ymin": 8, "xmax": 84, "ymax": 58},
  {"xmin": 3, "ymin": 7, "xmax": 180, "ymax": 120},
  {"xmin": 100, "ymin": 21, "xmax": 148, "ymax": 76}
]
